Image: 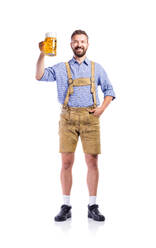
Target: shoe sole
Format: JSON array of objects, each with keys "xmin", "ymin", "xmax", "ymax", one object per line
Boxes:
[
  {"xmin": 88, "ymin": 213, "xmax": 105, "ymax": 222},
  {"xmin": 54, "ymin": 214, "xmax": 71, "ymax": 222}
]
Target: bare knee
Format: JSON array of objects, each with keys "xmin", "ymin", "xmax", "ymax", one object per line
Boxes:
[
  {"xmin": 61, "ymin": 152, "xmax": 74, "ymax": 170},
  {"xmin": 85, "ymin": 154, "xmax": 98, "ymax": 170}
]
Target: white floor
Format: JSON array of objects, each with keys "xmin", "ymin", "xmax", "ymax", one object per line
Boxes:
[{"xmin": 1, "ymin": 140, "xmax": 156, "ymax": 248}]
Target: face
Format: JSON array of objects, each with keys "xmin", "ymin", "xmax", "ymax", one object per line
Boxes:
[{"xmin": 70, "ymin": 34, "xmax": 89, "ymax": 57}]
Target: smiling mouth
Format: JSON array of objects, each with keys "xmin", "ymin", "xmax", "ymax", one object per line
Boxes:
[{"xmin": 76, "ymin": 49, "xmax": 83, "ymax": 52}]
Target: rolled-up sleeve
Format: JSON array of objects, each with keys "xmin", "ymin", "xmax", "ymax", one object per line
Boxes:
[
  {"xmin": 39, "ymin": 66, "xmax": 56, "ymax": 82},
  {"xmin": 97, "ymin": 64, "xmax": 116, "ymax": 100}
]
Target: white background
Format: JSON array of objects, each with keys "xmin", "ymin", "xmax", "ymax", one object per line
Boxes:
[{"xmin": 0, "ymin": 0, "xmax": 156, "ymax": 247}]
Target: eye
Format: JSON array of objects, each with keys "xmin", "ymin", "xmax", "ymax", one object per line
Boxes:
[{"xmin": 73, "ymin": 40, "xmax": 78, "ymax": 44}]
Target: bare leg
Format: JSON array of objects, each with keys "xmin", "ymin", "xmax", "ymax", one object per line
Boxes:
[
  {"xmin": 60, "ymin": 152, "xmax": 75, "ymax": 195},
  {"xmin": 84, "ymin": 154, "xmax": 99, "ymax": 195}
]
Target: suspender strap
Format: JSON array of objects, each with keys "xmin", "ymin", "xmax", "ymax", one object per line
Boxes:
[
  {"xmin": 65, "ymin": 62, "xmax": 72, "ymax": 80},
  {"xmin": 63, "ymin": 61, "xmax": 97, "ymax": 108},
  {"xmin": 63, "ymin": 63, "xmax": 73, "ymax": 107},
  {"xmin": 72, "ymin": 78, "xmax": 91, "ymax": 86},
  {"xmin": 65, "ymin": 62, "xmax": 73, "ymax": 95},
  {"xmin": 91, "ymin": 61, "xmax": 97, "ymax": 108}
]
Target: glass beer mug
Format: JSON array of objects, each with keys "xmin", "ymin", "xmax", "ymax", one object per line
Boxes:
[{"xmin": 42, "ymin": 32, "xmax": 57, "ymax": 56}]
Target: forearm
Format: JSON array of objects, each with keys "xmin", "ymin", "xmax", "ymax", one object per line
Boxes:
[
  {"xmin": 35, "ymin": 52, "xmax": 45, "ymax": 80},
  {"xmin": 100, "ymin": 96, "xmax": 113, "ymax": 112}
]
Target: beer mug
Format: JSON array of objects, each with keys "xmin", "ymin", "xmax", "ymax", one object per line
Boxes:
[{"xmin": 41, "ymin": 32, "xmax": 57, "ymax": 56}]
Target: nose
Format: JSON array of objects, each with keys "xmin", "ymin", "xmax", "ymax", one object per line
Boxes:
[{"xmin": 77, "ymin": 41, "xmax": 82, "ymax": 47}]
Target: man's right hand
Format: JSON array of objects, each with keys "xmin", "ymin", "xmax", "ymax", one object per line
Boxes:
[{"xmin": 39, "ymin": 41, "xmax": 45, "ymax": 53}]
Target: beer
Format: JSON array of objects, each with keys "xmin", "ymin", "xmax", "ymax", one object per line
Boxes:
[{"xmin": 42, "ymin": 32, "xmax": 57, "ymax": 56}]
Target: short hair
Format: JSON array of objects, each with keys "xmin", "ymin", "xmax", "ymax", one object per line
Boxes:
[{"xmin": 71, "ymin": 30, "xmax": 89, "ymax": 40}]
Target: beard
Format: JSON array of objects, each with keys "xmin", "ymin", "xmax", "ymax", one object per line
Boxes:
[{"xmin": 72, "ymin": 46, "xmax": 87, "ymax": 57}]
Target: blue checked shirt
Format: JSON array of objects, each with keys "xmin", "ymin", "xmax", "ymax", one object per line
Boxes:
[{"xmin": 38, "ymin": 56, "xmax": 116, "ymax": 107}]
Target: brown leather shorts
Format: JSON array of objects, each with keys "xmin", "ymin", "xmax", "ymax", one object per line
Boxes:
[{"xmin": 58, "ymin": 105, "xmax": 101, "ymax": 154}]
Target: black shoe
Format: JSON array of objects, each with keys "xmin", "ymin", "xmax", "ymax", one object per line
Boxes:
[
  {"xmin": 54, "ymin": 204, "xmax": 72, "ymax": 222},
  {"xmin": 88, "ymin": 204, "xmax": 105, "ymax": 222}
]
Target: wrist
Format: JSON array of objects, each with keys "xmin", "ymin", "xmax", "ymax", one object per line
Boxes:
[
  {"xmin": 100, "ymin": 106, "xmax": 105, "ymax": 112},
  {"xmin": 40, "ymin": 52, "xmax": 45, "ymax": 57}
]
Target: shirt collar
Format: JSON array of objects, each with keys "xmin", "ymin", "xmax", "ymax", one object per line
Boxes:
[{"xmin": 69, "ymin": 56, "xmax": 89, "ymax": 66}]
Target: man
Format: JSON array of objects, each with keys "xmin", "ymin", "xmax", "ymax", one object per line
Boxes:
[{"xmin": 36, "ymin": 30, "xmax": 116, "ymax": 222}]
